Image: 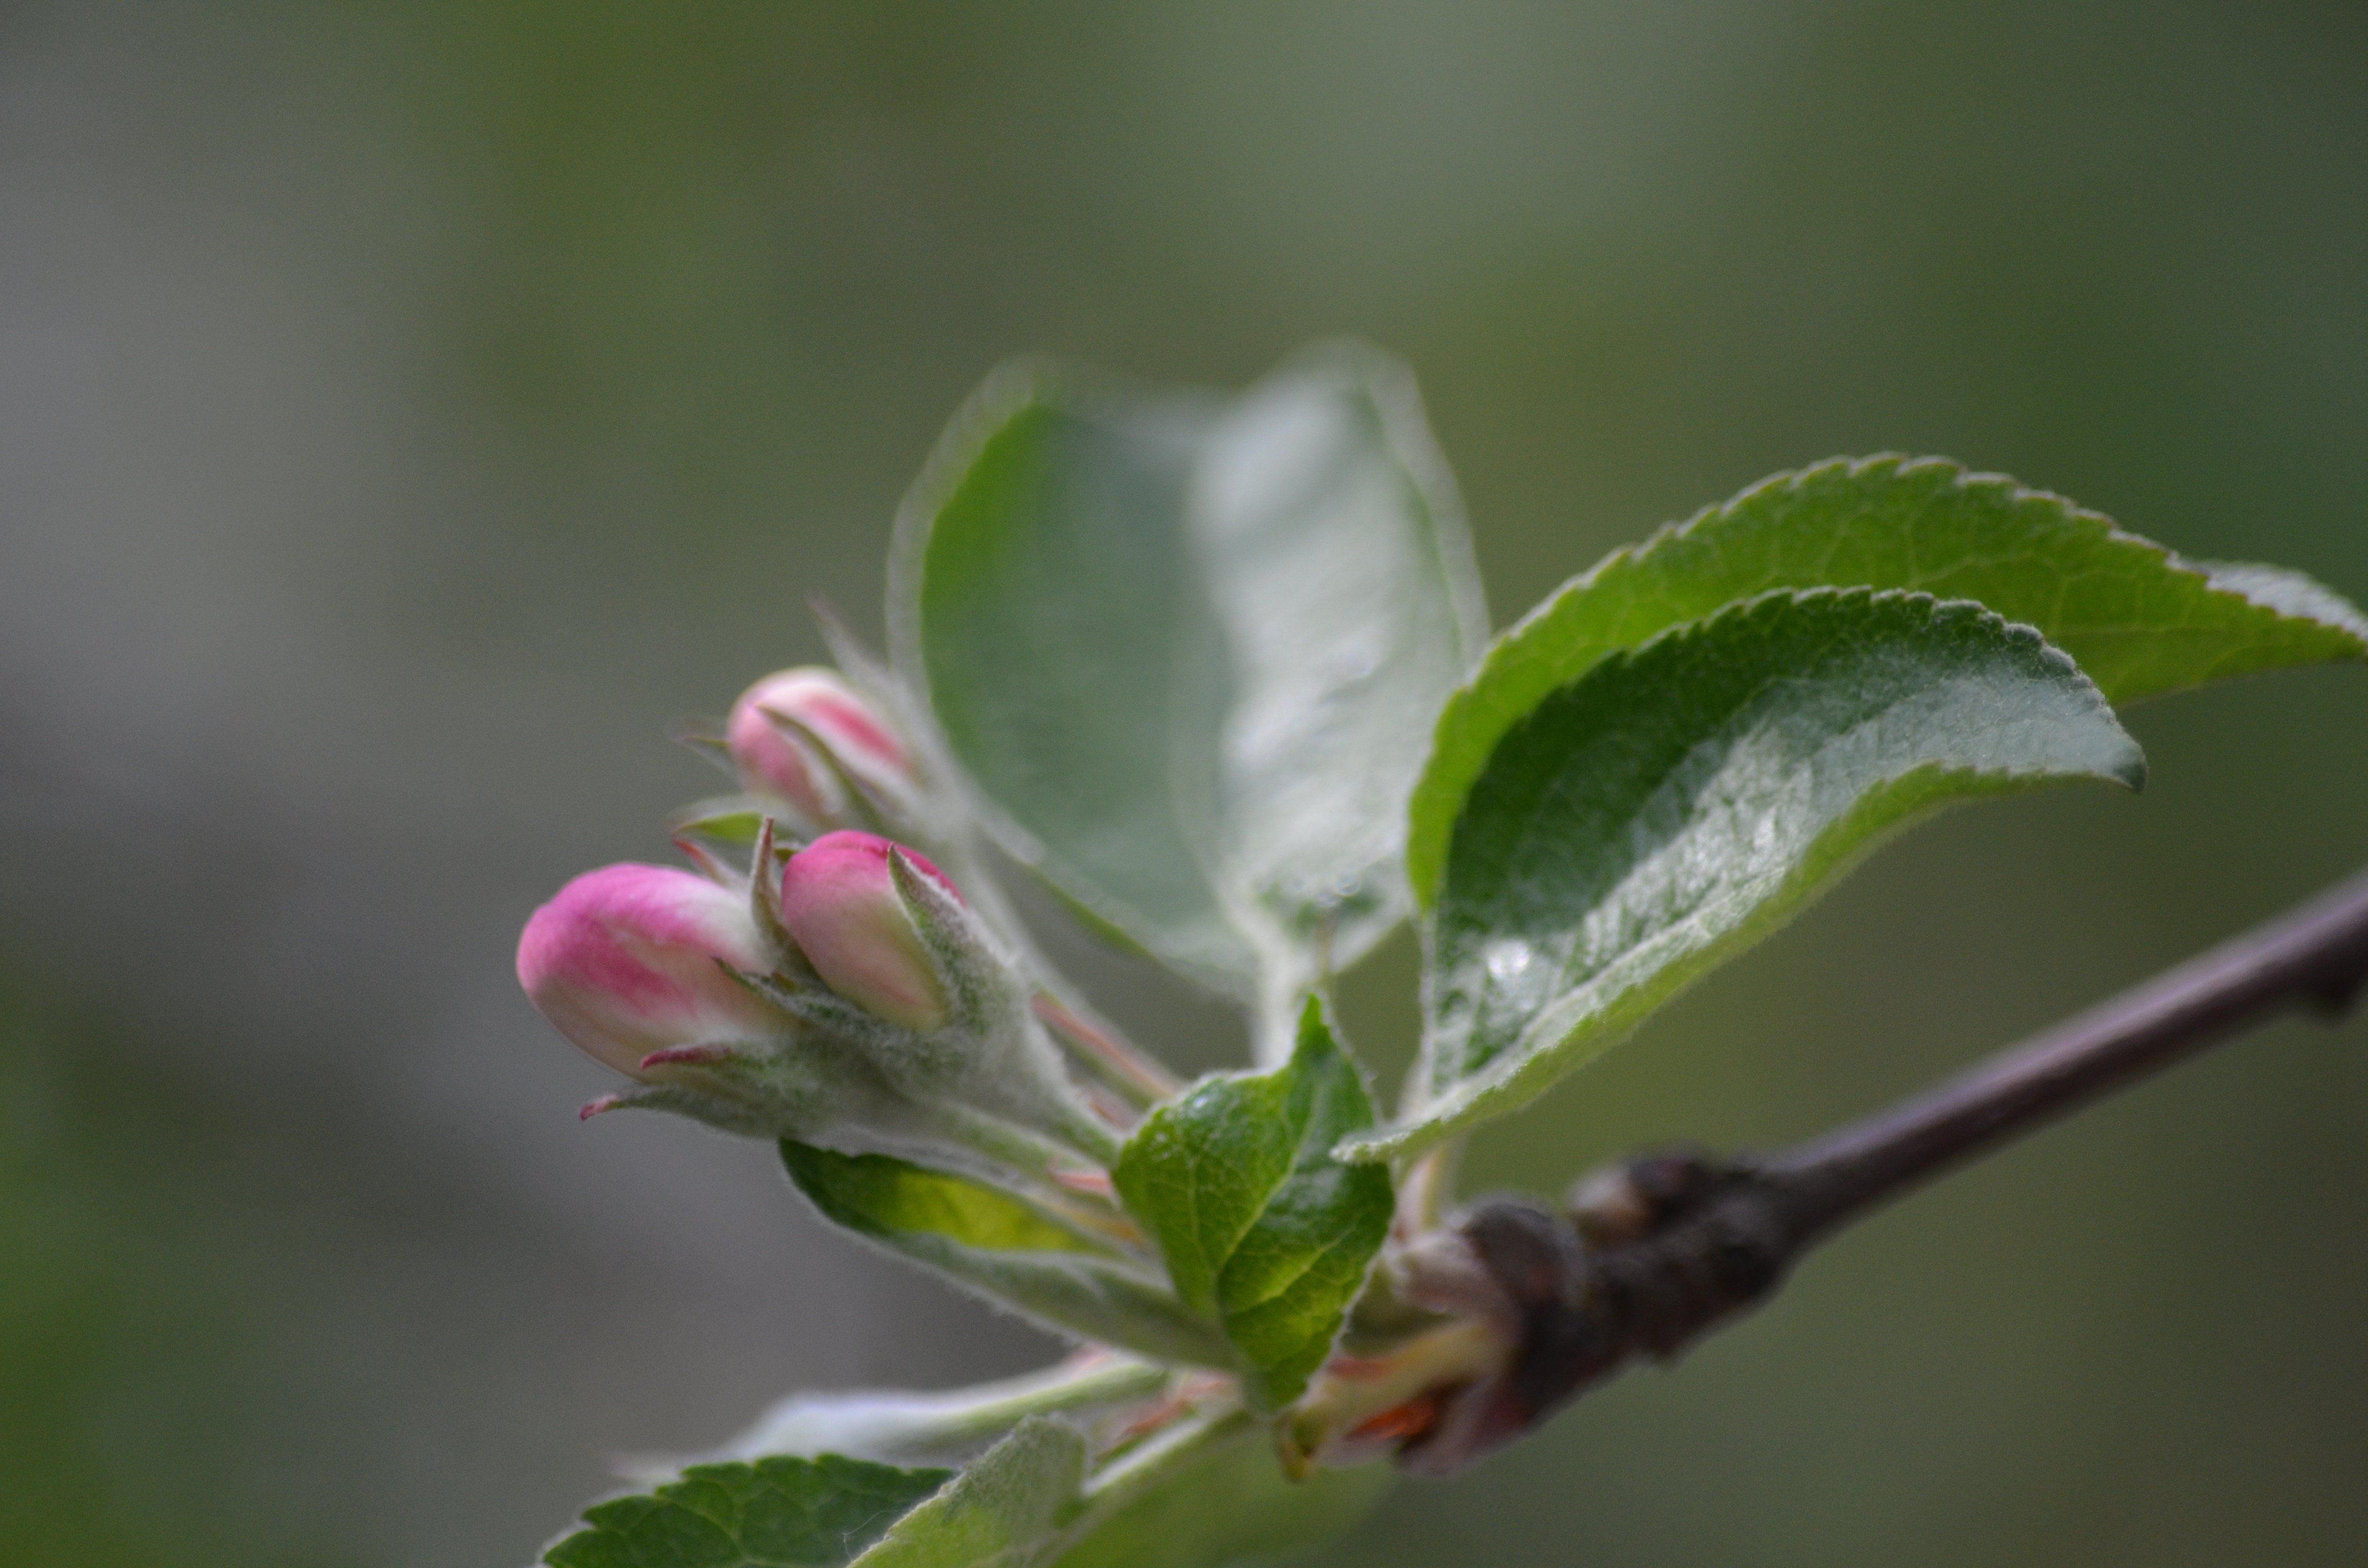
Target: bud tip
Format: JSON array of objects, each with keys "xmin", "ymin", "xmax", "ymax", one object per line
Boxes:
[{"xmin": 517, "ymin": 862, "xmax": 785, "ymax": 1078}]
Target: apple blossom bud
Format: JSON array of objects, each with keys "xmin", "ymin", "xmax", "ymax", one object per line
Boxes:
[
  {"xmin": 517, "ymin": 863, "xmax": 787, "ymax": 1077},
  {"xmin": 777, "ymin": 831, "xmax": 955, "ymax": 1031},
  {"xmin": 727, "ymin": 667, "xmax": 912, "ymax": 827}
]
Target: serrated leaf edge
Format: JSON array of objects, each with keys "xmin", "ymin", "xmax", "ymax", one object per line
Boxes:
[{"xmin": 1405, "ymin": 453, "xmax": 2368, "ymax": 908}]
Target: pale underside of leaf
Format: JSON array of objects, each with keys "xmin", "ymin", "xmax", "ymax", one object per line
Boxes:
[
  {"xmin": 1349, "ymin": 588, "xmax": 2146, "ymax": 1160},
  {"xmin": 891, "ymin": 344, "xmax": 1486, "ymax": 1021},
  {"xmin": 704, "ymin": 1359, "xmax": 1171, "ymax": 1472},
  {"xmin": 1405, "ymin": 454, "xmax": 2367, "ymax": 906},
  {"xmin": 1192, "ymin": 350, "xmax": 1489, "ymax": 981}
]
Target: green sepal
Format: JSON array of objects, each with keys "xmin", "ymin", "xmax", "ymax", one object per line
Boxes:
[
  {"xmin": 669, "ymin": 722, "xmax": 743, "ymax": 783},
  {"xmin": 668, "ymin": 795, "xmax": 780, "ymax": 858}
]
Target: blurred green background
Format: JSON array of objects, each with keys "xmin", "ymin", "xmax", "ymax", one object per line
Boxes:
[{"xmin": 4, "ymin": 3, "xmax": 2365, "ymax": 1564}]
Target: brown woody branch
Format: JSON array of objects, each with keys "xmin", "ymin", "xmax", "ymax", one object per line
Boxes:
[{"xmin": 1394, "ymin": 864, "xmax": 2368, "ymax": 1474}]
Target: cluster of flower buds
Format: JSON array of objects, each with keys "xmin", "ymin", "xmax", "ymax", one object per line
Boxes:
[{"xmin": 518, "ymin": 668, "xmax": 1117, "ymax": 1174}]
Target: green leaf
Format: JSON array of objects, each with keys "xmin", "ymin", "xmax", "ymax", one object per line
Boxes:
[
  {"xmin": 851, "ymin": 1418, "xmax": 1086, "ymax": 1568},
  {"xmin": 1355, "ymin": 588, "xmax": 2146, "ymax": 1160},
  {"xmin": 780, "ymin": 1142, "xmax": 1232, "ymax": 1368},
  {"xmin": 893, "ymin": 343, "xmax": 1487, "ymax": 1013},
  {"xmin": 1112, "ymin": 998, "xmax": 1394, "ymax": 1407},
  {"xmin": 543, "ymin": 1453, "xmax": 951, "ymax": 1568},
  {"xmin": 1405, "ymin": 454, "xmax": 2368, "ymax": 905},
  {"xmin": 1050, "ymin": 1425, "xmax": 1391, "ymax": 1568}
]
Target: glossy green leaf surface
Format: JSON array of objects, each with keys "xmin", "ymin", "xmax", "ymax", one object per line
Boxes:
[
  {"xmin": 1050, "ymin": 1429, "xmax": 1392, "ymax": 1568},
  {"xmin": 893, "ymin": 343, "xmax": 1486, "ymax": 1007},
  {"xmin": 781, "ymin": 1143, "xmax": 1231, "ymax": 1368},
  {"xmin": 1354, "ymin": 588, "xmax": 2146, "ymax": 1159},
  {"xmin": 1112, "ymin": 998, "xmax": 1394, "ymax": 1406},
  {"xmin": 1405, "ymin": 454, "xmax": 2368, "ymax": 904},
  {"xmin": 543, "ymin": 1454, "xmax": 950, "ymax": 1568},
  {"xmin": 851, "ymin": 1418, "xmax": 1085, "ymax": 1568}
]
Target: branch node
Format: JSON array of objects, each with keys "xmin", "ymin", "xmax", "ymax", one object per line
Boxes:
[
  {"xmin": 1377, "ymin": 858, "xmax": 2368, "ymax": 1477},
  {"xmin": 1394, "ymin": 1152, "xmax": 1798, "ymax": 1474}
]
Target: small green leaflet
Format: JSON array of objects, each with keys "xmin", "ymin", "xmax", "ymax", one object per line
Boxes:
[
  {"xmin": 542, "ymin": 1453, "xmax": 950, "ymax": 1568},
  {"xmin": 1352, "ymin": 588, "xmax": 2146, "ymax": 1159},
  {"xmin": 780, "ymin": 1142, "xmax": 1232, "ymax": 1368},
  {"xmin": 851, "ymin": 1418, "xmax": 1085, "ymax": 1568},
  {"xmin": 891, "ymin": 343, "xmax": 1487, "ymax": 1025},
  {"xmin": 1112, "ymin": 998, "xmax": 1394, "ymax": 1407},
  {"xmin": 1405, "ymin": 454, "xmax": 2368, "ymax": 905}
]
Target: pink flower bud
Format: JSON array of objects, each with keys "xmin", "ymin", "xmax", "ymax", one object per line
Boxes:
[
  {"xmin": 517, "ymin": 863, "xmax": 785, "ymax": 1077},
  {"xmin": 778, "ymin": 831, "xmax": 959, "ymax": 1031},
  {"xmin": 727, "ymin": 667, "xmax": 912, "ymax": 825}
]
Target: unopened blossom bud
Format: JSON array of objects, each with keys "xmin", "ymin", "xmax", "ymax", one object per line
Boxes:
[
  {"xmin": 777, "ymin": 831, "xmax": 955, "ymax": 1031},
  {"xmin": 773, "ymin": 832, "xmax": 1118, "ymax": 1161},
  {"xmin": 517, "ymin": 863, "xmax": 786, "ymax": 1077},
  {"xmin": 727, "ymin": 667, "xmax": 912, "ymax": 827}
]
